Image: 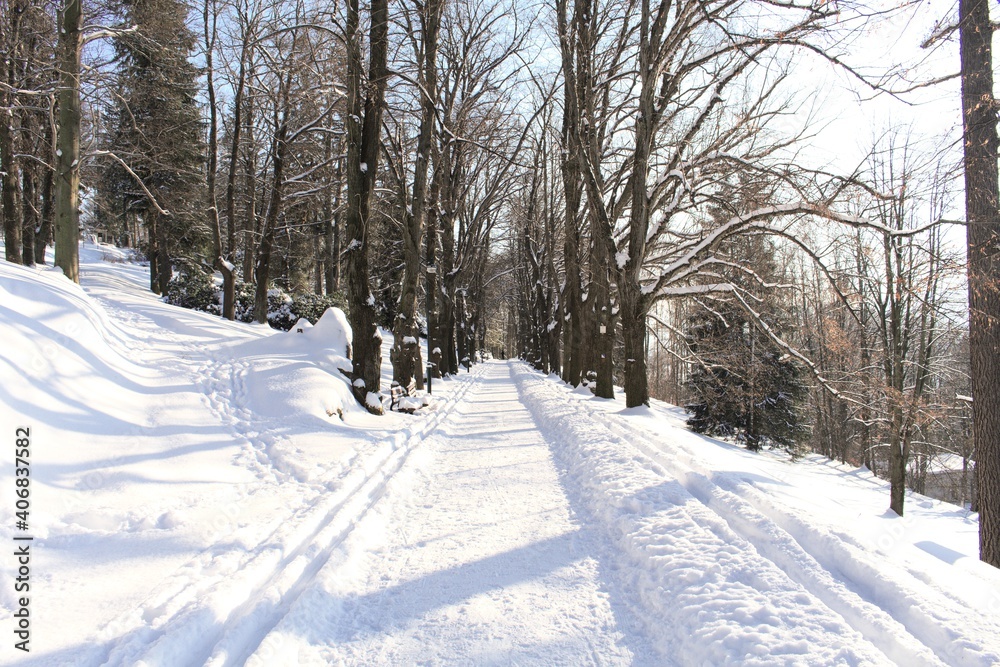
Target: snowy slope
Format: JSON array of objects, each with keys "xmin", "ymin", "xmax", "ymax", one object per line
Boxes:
[{"xmin": 1, "ymin": 243, "xmax": 999, "ymax": 666}]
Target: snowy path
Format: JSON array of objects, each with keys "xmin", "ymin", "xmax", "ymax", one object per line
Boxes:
[
  {"xmin": 77, "ymin": 360, "xmax": 1000, "ymax": 666},
  {"xmin": 513, "ymin": 364, "xmax": 1000, "ymax": 667},
  {"xmin": 244, "ymin": 362, "xmax": 650, "ymax": 665}
]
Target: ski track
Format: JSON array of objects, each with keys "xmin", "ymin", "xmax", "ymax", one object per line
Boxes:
[
  {"xmin": 76, "ymin": 268, "xmax": 487, "ymax": 667},
  {"xmin": 511, "ymin": 363, "xmax": 903, "ymax": 667},
  {"xmin": 511, "ymin": 362, "xmax": 1000, "ymax": 667},
  {"xmin": 92, "ymin": 365, "xmax": 483, "ymax": 667},
  {"xmin": 242, "ymin": 361, "xmax": 652, "ymax": 666},
  {"xmin": 605, "ymin": 410, "xmax": 1000, "ymax": 667}
]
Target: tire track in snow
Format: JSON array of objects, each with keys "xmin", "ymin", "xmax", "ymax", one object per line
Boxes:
[
  {"xmin": 607, "ymin": 414, "xmax": 1000, "ymax": 667},
  {"xmin": 95, "ymin": 367, "xmax": 484, "ymax": 667}
]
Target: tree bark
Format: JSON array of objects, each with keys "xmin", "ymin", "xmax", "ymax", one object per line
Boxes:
[
  {"xmin": 35, "ymin": 124, "xmax": 53, "ymax": 264},
  {"xmin": 21, "ymin": 164, "xmax": 36, "ymax": 266},
  {"xmin": 242, "ymin": 75, "xmax": 258, "ymax": 284},
  {"xmin": 224, "ymin": 32, "xmax": 249, "ymax": 263},
  {"xmin": 253, "ymin": 87, "xmax": 290, "ymax": 324},
  {"xmin": 155, "ymin": 209, "xmax": 171, "ymax": 294},
  {"xmin": 0, "ymin": 102, "xmax": 20, "ymax": 264},
  {"xmin": 53, "ymin": 0, "xmax": 81, "ymax": 282},
  {"xmin": 438, "ymin": 152, "xmax": 459, "ymax": 375},
  {"xmin": 959, "ymin": 0, "xmax": 1000, "ymax": 566},
  {"xmin": 425, "ymin": 180, "xmax": 442, "ymax": 378},
  {"xmin": 391, "ymin": 0, "xmax": 440, "ymax": 390},
  {"xmin": 326, "ymin": 155, "xmax": 343, "ymax": 294},
  {"xmin": 204, "ymin": 0, "xmax": 235, "ymax": 320},
  {"xmin": 555, "ymin": 0, "xmax": 594, "ymax": 388},
  {"xmin": 343, "ymin": 0, "xmax": 389, "ymax": 412}
]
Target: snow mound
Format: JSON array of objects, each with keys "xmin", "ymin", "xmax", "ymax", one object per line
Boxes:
[
  {"xmin": 310, "ymin": 307, "xmax": 352, "ymax": 354},
  {"xmin": 226, "ymin": 308, "xmax": 359, "ymax": 424}
]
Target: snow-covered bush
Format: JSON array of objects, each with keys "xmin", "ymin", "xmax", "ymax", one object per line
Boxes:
[
  {"xmin": 289, "ymin": 292, "xmax": 350, "ymax": 326},
  {"xmin": 165, "ymin": 270, "xmax": 349, "ymax": 331},
  {"xmin": 165, "ymin": 271, "xmax": 220, "ymax": 313}
]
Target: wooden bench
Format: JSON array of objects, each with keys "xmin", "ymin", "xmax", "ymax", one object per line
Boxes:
[{"xmin": 389, "ymin": 379, "xmax": 417, "ymax": 413}]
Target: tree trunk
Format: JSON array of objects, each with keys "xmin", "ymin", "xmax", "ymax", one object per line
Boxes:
[
  {"xmin": 556, "ymin": 0, "xmax": 585, "ymax": 387},
  {"xmin": 21, "ymin": 165, "xmax": 36, "ymax": 266},
  {"xmin": 242, "ymin": 78, "xmax": 258, "ymax": 284},
  {"xmin": 439, "ymin": 172, "xmax": 458, "ymax": 375},
  {"xmin": 54, "ymin": 0, "xmax": 81, "ymax": 282},
  {"xmin": 155, "ymin": 209, "xmax": 172, "ymax": 294},
  {"xmin": 621, "ymin": 287, "xmax": 649, "ymax": 408},
  {"xmin": 391, "ymin": 0, "xmax": 439, "ymax": 390},
  {"xmin": 224, "ymin": 38, "xmax": 249, "ymax": 263},
  {"xmin": 253, "ymin": 98, "xmax": 289, "ymax": 324},
  {"xmin": 592, "ymin": 229, "xmax": 614, "ymax": 398},
  {"xmin": 0, "ymin": 86, "xmax": 20, "ymax": 265},
  {"xmin": 327, "ymin": 156, "xmax": 343, "ymax": 294},
  {"xmin": 149, "ymin": 212, "xmax": 160, "ymax": 293},
  {"xmin": 343, "ymin": 0, "xmax": 389, "ymax": 412},
  {"xmin": 456, "ymin": 287, "xmax": 469, "ymax": 369},
  {"xmin": 35, "ymin": 132, "xmax": 53, "ymax": 264},
  {"xmin": 426, "ymin": 199, "xmax": 442, "ymax": 378},
  {"xmin": 204, "ymin": 0, "xmax": 235, "ymax": 320},
  {"xmin": 960, "ymin": 0, "xmax": 1000, "ymax": 567}
]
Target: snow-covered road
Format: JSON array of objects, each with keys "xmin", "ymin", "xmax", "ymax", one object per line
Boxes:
[{"xmin": 251, "ymin": 362, "xmax": 646, "ymax": 665}]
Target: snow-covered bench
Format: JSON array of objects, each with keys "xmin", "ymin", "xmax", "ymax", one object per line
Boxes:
[{"xmin": 389, "ymin": 379, "xmax": 418, "ymax": 413}]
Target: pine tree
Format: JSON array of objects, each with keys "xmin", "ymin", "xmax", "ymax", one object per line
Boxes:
[
  {"xmin": 682, "ymin": 221, "xmax": 806, "ymax": 453},
  {"xmin": 99, "ymin": 0, "xmax": 206, "ymax": 293},
  {"xmin": 684, "ymin": 302, "xmax": 805, "ymax": 452}
]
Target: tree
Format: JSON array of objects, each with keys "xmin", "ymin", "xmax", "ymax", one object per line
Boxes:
[
  {"xmin": 102, "ymin": 0, "xmax": 206, "ymax": 293},
  {"xmin": 54, "ymin": 0, "xmax": 82, "ymax": 281},
  {"xmin": 202, "ymin": 0, "xmax": 235, "ymax": 319},
  {"xmin": 958, "ymin": 0, "xmax": 1000, "ymax": 566},
  {"xmin": 1, "ymin": 0, "xmax": 54, "ymax": 268},
  {"xmin": 390, "ymin": 0, "xmax": 442, "ymax": 390},
  {"xmin": 342, "ymin": 0, "xmax": 390, "ymax": 413},
  {"xmin": 685, "ymin": 305, "xmax": 806, "ymax": 453},
  {"xmin": 682, "ymin": 203, "xmax": 806, "ymax": 453}
]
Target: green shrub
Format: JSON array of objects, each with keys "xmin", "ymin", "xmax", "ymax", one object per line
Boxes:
[{"xmin": 166, "ymin": 271, "xmax": 348, "ymax": 331}]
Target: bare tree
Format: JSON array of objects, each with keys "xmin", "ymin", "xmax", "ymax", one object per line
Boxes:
[
  {"xmin": 389, "ymin": 0, "xmax": 442, "ymax": 389},
  {"xmin": 54, "ymin": 0, "xmax": 81, "ymax": 282},
  {"xmin": 203, "ymin": 0, "xmax": 235, "ymax": 319}
]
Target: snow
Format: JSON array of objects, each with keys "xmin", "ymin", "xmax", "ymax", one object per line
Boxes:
[
  {"xmin": 615, "ymin": 249, "xmax": 629, "ymax": 269},
  {"xmin": 2, "ymin": 239, "xmax": 1000, "ymax": 665}
]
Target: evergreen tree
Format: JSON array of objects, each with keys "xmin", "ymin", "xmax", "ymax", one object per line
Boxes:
[
  {"xmin": 683, "ymin": 300, "xmax": 806, "ymax": 452},
  {"xmin": 99, "ymin": 0, "xmax": 206, "ymax": 293}
]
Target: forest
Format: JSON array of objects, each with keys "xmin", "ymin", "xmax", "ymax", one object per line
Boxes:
[{"xmin": 2, "ymin": 0, "xmax": 1000, "ymax": 567}]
